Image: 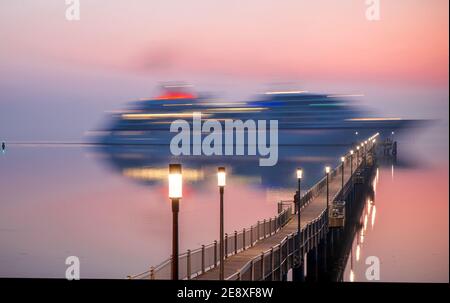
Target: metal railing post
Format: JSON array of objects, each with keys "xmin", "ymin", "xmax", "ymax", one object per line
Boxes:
[
  {"xmin": 257, "ymin": 221, "xmax": 260, "ymax": 240},
  {"xmin": 269, "ymin": 218, "xmax": 272, "ymax": 235},
  {"xmin": 187, "ymin": 249, "xmax": 191, "ymax": 279},
  {"xmin": 234, "ymin": 231, "xmax": 238, "ymax": 254},
  {"xmin": 261, "ymin": 252, "xmax": 265, "ymax": 281},
  {"xmin": 309, "ymin": 224, "xmax": 312, "ymax": 250},
  {"xmin": 263, "ymin": 219, "xmax": 267, "ymax": 238},
  {"xmin": 270, "ymin": 248, "xmax": 274, "ymax": 281},
  {"xmin": 279, "ymin": 244, "xmax": 282, "ymax": 280},
  {"xmin": 300, "ymin": 228, "xmax": 304, "ymax": 258},
  {"xmin": 150, "ymin": 266, "xmax": 155, "ymax": 280},
  {"xmin": 243, "ymin": 228, "xmax": 246, "ymax": 250},
  {"xmin": 214, "ymin": 240, "xmax": 218, "ymax": 268},
  {"xmin": 250, "ymin": 260, "xmax": 254, "ymax": 281},
  {"xmin": 201, "ymin": 245, "xmax": 205, "ymax": 273},
  {"xmin": 250, "ymin": 226, "xmax": 254, "ymax": 247},
  {"xmin": 225, "ymin": 233, "xmax": 228, "ymax": 258},
  {"xmin": 287, "ymin": 235, "xmax": 291, "ymax": 269}
]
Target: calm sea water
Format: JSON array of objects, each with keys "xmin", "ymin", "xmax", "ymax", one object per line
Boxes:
[{"xmin": 0, "ymin": 123, "xmax": 448, "ymax": 281}]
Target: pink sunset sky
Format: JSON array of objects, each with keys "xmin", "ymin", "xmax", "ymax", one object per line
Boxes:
[{"xmin": 0, "ymin": 0, "xmax": 448, "ymax": 85}]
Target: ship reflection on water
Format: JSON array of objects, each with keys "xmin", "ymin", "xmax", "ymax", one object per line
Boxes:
[{"xmin": 94, "ymin": 144, "xmax": 358, "ymax": 190}]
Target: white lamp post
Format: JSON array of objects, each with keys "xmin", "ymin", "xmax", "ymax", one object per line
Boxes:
[
  {"xmin": 169, "ymin": 164, "xmax": 182, "ymax": 280},
  {"xmin": 217, "ymin": 167, "xmax": 226, "ymax": 280}
]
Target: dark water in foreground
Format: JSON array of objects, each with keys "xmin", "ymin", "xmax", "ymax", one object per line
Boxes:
[{"xmin": 0, "ymin": 133, "xmax": 448, "ymax": 281}]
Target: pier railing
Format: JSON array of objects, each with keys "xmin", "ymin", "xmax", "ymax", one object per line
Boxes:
[
  {"xmin": 226, "ymin": 209, "xmax": 328, "ymax": 281},
  {"xmin": 129, "ymin": 133, "xmax": 379, "ymax": 280},
  {"xmin": 128, "ymin": 204, "xmax": 293, "ymax": 280},
  {"xmin": 223, "ymin": 135, "xmax": 378, "ymax": 280}
]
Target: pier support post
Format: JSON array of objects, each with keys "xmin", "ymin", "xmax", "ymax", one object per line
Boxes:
[
  {"xmin": 306, "ymin": 247, "xmax": 318, "ymax": 282},
  {"xmin": 293, "ymin": 262, "xmax": 305, "ymax": 281},
  {"xmin": 317, "ymin": 239, "xmax": 328, "ymax": 281}
]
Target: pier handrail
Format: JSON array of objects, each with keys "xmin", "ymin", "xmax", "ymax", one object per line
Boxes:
[
  {"xmin": 128, "ymin": 133, "xmax": 379, "ymax": 280},
  {"xmin": 225, "ymin": 135, "xmax": 378, "ymax": 280},
  {"xmin": 128, "ymin": 204, "xmax": 293, "ymax": 280},
  {"xmin": 226, "ymin": 208, "xmax": 328, "ymax": 281}
]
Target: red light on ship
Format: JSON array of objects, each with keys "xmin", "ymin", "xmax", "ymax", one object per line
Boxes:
[{"xmin": 155, "ymin": 91, "xmax": 196, "ymax": 100}]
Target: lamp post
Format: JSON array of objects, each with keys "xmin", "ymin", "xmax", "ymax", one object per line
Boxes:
[
  {"xmin": 350, "ymin": 150, "xmax": 354, "ymax": 176},
  {"xmin": 296, "ymin": 168, "xmax": 303, "ymax": 234},
  {"xmin": 325, "ymin": 166, "xmax": 331, "ymax": 217},
  {"xmin": 169, "ymin": 164, "xmax": 182, "ymax": 280},
  {"xmin": 341, "ymin": 156, "xmax": 345, "ymax": 191},
  {"xmin": 296, "ymin": 168, "xmax": 303, "ymax": 265},
  {"xmin": 217, "ymin": 167, "xmax": 226, "ymax": 280},
  {"xmin": 356, "ymin": 146, "xmax": 360, "ymax": 164}
]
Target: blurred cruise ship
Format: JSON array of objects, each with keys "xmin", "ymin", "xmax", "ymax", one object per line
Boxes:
[{"xmin": 90, "ymin": 84, "xmax": 422, "ymax": 146}]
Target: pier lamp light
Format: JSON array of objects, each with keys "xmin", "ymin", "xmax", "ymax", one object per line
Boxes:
[
  {"xmin": 325, "ymin": 166, "xmax": 331, "ymax": 217},
  {"xmin": 365, "ymin": 140, "xmax": 367, "ymax": 145},
  {"xmin": 341, "ymin": 157, "xmax": 345, "ymax": 190},
  {"xmin": 169, "ymin": 164, "xmax": 182, "ymax": 199},
  {"xmin": 169, "ymin": 164, "xmax": 182, "ymax": 280},
  {"xmin": 217, "ymin": 167, "xmax": 226, "ymax": 280},
  {"xmin": 218, "ymin": 167, "xmax": 226, "ymax": 187}
]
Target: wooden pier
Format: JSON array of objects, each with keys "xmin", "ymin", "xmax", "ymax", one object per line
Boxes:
[{"xmin": 129, "ymin": 133, "xmax": 383, "ymax": 281}]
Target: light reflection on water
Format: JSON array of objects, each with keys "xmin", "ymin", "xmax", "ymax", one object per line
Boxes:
[{"xmin": 343, "ymin": 157, "xmax": 449, "ymax": 282}]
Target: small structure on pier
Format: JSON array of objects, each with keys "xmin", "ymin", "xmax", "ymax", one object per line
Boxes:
[
  {"xmin": 379, "ymin": 138, "xmax": 397, "ymax": 156},
  {"xmin": 329, "ymin": 200, "xmax": 346, "ymax": 227}
]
